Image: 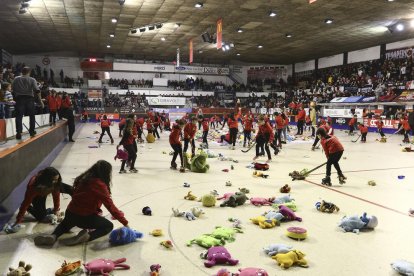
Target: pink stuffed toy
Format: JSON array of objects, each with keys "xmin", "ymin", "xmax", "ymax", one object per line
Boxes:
[
  {"xmin": 236, "ymin": 267, "xmax": 269, "ymax": 276},
  {"xmin": 279, "ymin": 205, "xmax": 302, "ymax": 222},
  {"xmin": 249, "ymin": 197, "xmax": 274, "ymax": 206},
  {"xmin": 203, "ymin": 246, "xmax": 239, "ymax": 268},
  {"xmin": 114, "ymin": 149, "xmax": 128, "ymax": 161},
  {"xmin": 217, "ymin": 192, "xmax": 235, "ymax": 200},
  {"xmin": 84, "ymin": 258, "xmax": 130, "ymax": 276}
]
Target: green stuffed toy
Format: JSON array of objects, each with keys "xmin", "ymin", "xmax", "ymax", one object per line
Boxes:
[
  {"xmin": 208, "ymin": 226, "xmax": 243, "ymax": 242},
  {"xmin": 250, "ymin": 216, "xmax": 278, "ymax": 229},
  {"xmin": 200, "ymin": 194, "xmax": 216, "ymax": 207},
  {"xmin": 190, "ymin": 151, "xmax": 210, "ymax": 173},
  {"xmin": 183, "ymin": 153, "xmax": 192, "ymax": 170},
  {"xmin": 187, "ymin": 234, "xmax": 225, "ymax": 248},
  {"xmin": 272, "ymin": 201, "xmax": 298, "ymax": 212}
]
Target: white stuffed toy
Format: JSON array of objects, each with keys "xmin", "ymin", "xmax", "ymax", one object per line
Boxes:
[
  {"xmin": 263, "ymin": 244, "xmax": 293, "ymax": 256},
  {"xmin": 391, "ymin": 260, "xmax": 414, "ymax": 276},
  {"xmin": 272, "ymin": 195, "xmax": 293, "ymax": 205},
  {"xmin": 338, "ymin": 213, "xmax": 378, "ymax": 234},
  {"xmin": 263, "ymin": 210, "xmax": 284, "ymax": 222}
]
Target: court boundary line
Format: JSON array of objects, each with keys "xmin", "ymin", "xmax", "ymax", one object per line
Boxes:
[{"xmin": 309, "ymin": 166, "xmax": 414, "ymax": 176}]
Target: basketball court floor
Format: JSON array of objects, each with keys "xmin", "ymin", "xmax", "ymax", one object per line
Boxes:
[{"xmin": 1, "ymin": 123, "xmax": 413, "ymax": 275}]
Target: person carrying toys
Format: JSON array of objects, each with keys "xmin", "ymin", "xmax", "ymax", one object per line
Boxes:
[
  {"xmin": 34, "ymin": 160, "xmax": 129, "ymax": 247},
  {"xmin": 357, "ymin": 122, "xmax": 368, "ymax": 142},
  {"xmin": 316, "ymin": 128, "xmax": 346, "ymax": 186},
  {"xmin": 376, "ymin": 117, "xmax": 386, "ymax": 141},
  {"xmin": 253, "ymin": 115, "xmax": 274, "ymax": 163},
  {"xmin": 202, "ymin": 117, "xmax": 209, "ymax": 149},
  {"xmin": 398, "ymin": 116, "xmax": 411, "ymax": 143},
  {"xmin": 243, "ymin": 113, "xmax": 253, "ymax": 147},
  {"xmin": 169, "ymin": 119, "xmax": 186, "ymax": 172},
  {"xmin": 184, "ymin": 116, "xmax": 197, "ymax": 157},
  {"xmin": 348, "ymin": 115, "xmax": 357, "ymax": 135},
  {"xmin": 98, "ymin": 115, "xmax": 114, "ymax": 144},
  {"xmin": 118, "ymin": 118, "xmax": 138, "ymax": 173}
]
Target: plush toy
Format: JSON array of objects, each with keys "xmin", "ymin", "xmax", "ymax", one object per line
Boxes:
[
  {"xmin": 263, "ymin": 244, "xmax": 293, "ymax": 256},
  {"xmin": 254, "ymin": 163, "xmax": 269, "ymax": 171},
  {"xmin": 146, "ymin": 133, "xmax": 155, "ymax": 143},
  {"xmin": 7, "ymin": 261, "xmax": 32, "ymax": 276},
  {"xmin": 191, "ymin": 207, "xmax": 204, "ymax": 217},
  {"xmin": 149, "ymin": 229, "xmax": 163, "ymax": 237},
  {"xmin": 200, "ymin": 194, "xmax": 217, "ymax": 207},
  {"xmin": 273, "ymin": 195, "xmax": 294, "ymax": 204},
  {"xmin": 391, "ymin": 260, "xmax": 414, "ymax": 276},
  {"xmin": 286, "ymin": 227, "xmax": 308, "ymax": 240},
  {"xmin": 217, "ymin": 192, "xmax": 235, "ymax": 200},
  {"xmin": 338, "ymin": 213, "xmax": 378, "ymax": 234},
  {"xmin": 210, "ymin": 190, "xmax": 219, "ymax": 196},
  {"xmin": 150, "ymin": 264, "xmax": 161, "ymax": 276},
  {"xmin": 114, "ymin": 148, "xmax": 128, "ymax": 161},
  {"xmin": 172, "ymin": 208, "xmax": 196, "ymax": 221},
  {"xmin": 109, "ymin": 227, "xmax": 143, "ymax": 245},
  {"xmin": 220, "ymin": 192, "xmax": 248, "ymax": 207},
  {"xmin": 263, "ymin": 210, "xmax": 284, "ymax": 222},
  {"xmin": 289, "ymin": 170, "xmax": 305, "ymax": 180},
  {"xmin": 228, "ymin": 217, "xmax": 242, "ymax": 229},
  {"xmin": 250, "ymin": 197, "xmax": 274, "ymax": 206},
  {"xmin": 272, "ymin": 250, "xmax": 309, "ymax": 269},
  {"xmin": 190, "ymin": 151, "xmax": 210, "ymax": 173},
  {"xmin": 3, "ymin": 223, "xmax": 23, "ymax": 234},
  {"xmin": 360, "ymin": 212, "xmax": 378, "ymax": 229},
  {"xmin": 235, "ymin": 267, "xmax": 269, "ymax": 276},
  {"xmin": 368, "ymin": 180, "xmax": 376, "ymax": 186},
  {"xmin": 315, "ymin": 200, "xmax": 340, "ymax": 213},
  {"xmin": 160, "ymin": 240, "xmax": 173, "ymax": 249},
  {"xmin": 208, "ymin": 226, "xmax": 243, "ymax": 242},
  {"xmin": 226, "ymin": 181, "xmax": 232, "ymax": 186},
  {"xmin": 272, "ymin": 201, "xmax": 298, "ymax": 212},
  {"xmin": 253, "ymin": 171, "xmax": 269, "ymax": 178},
  {"xmin": 142, "ymin": 206, "xmax": 152, "ymax": 216},
  {"xmin": 409, "ymin": 208, "xmax": 414, "ymax": 217},
  {"xmin": 84, "ymin": 258, "xmax": 130, "ymax": 276},
  {"xmin": 238, "ymin": 188, "xmax": 250, "ymax": 194},
  {"xmin": 215, "ymin": 268, "xmax": 232, "ymax": 276},
  {"xmin": 279, "ymin": 184, "xmax": 291, "ymax": 193},
  {"xmin": 250, "ymin": 216, "xmax": 278, "ymax": 229},
  {"xmin": 55, "ymin": 260, "xmax": 81, "ymax": 276},
  {"xmin": 202, "ymin": 246, "xmax": 239, "ymax": 268},
  {"xmin": 278, "ymin": 205, "xmax": 302, "ymax": 222},
  {"xmin": 183, "ymin": 153, "xmax": 192, "ymax": 170},
  {"xmin": 187, "ymin": 234, "xmax": 225, "ymax": 248},
  {"xmin": 184, "ymin": 191, "xmax": 197, "ymax": 200}
]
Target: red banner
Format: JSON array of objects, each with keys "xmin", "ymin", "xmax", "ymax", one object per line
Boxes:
[
  {"xmin": 189, "ymin": 39, "xmax": 193, "ymax": 64},
  {"xmin": 88, "ymin": 90, "xmax": 102, "ymax": 99},
  {"xmin": 95, "ymin": 113, "xmax": 119, "ymax": 120},
  {"xmin": 0, "ymin": 119, "xmax": 6, "ymax": 142},
  {"xmin": 363, "ymin": 118, "xmax": 400, "ymax": 129},
  {"xmin": 216, "ymin": 18, "xmax": 223, "ymax": 49}
]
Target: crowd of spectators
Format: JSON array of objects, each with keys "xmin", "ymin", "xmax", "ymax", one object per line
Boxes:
[{"xmin": 108, "ymin": 78, "xmax": 153, "ymax": 89}]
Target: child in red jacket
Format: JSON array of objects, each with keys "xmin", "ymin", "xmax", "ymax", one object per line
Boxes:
[
  {"xmin": 183, "ymin": 117, "xmax": 197, "ymax": 157},
  {"xmin": 34, "ymin": 160, "xmax": 129, "ymax": 246},
  {"xmin": 376, "ymin": 117, "xmax": 385, "ymax": 140},
  {"xmin": 348, "ymin": 115, "xmax": 357, "ymax": 135},
  {"xmin": 253, "ymin": 116, "xmax": 274, "ymax": 163},
  {"xmin": 398, "ymin": 117, "xmax": 411, "ymax": 143},
  {"xmin": 118, "ymin": 117, "xmax": 126, "ymax": 137},
  {"xmin": 317, "ymin": 128, "xmax": 346, "ymax": 186},
  {"xmin": 243, "ymin": 114, "xmax": 253, "ymax": 147},
  {"xmin": 46, "ymin": 90, "xmax": 58, "ymax": 126},
  {"xmin": 202, "ymin": 117, "xmax": 210, "ymax": 149},
  {"xmin": 98, "ymin": 115, "xmax": 114, "ymax": 144},
  {"xmin": 118, "ymin": 118, "xmax": 138, "ymax": 173},
  {"xmin": 357, "ymin": 123, "xmax": 368, "ymax": 142},
  {"xmin": 169, "ymin": 120, "xmax": 186, "ymax": 172}
]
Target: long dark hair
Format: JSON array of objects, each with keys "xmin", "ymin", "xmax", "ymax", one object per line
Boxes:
[
  {"xmin": 74, "ymin": 160, "xmax": 112, "ymax": 193},
  {"xmin": 34, "ymin": 167, "xmax": 62, "ymax": 192}
]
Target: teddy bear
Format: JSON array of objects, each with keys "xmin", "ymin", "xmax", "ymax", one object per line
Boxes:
[
  {"xmin": 278, "ymin": 205, "xmax": 302, "ymax": 222},
  {"xmin": 187, "ymin": 234, "xmax": 225, "ymax": 248},
  {"xmin": 272, "ymin": 250, "xmax": 309, "ymax": 269},
  {"xmin": 391, "ymin": 260, "xmax": 414, "ymax": 276},
  {"xmin": 150, "ymin": 264, "xmax": 161, "ymax": 276},
  {"xmin": 201, "ymin": 246, "xmax": 239, "ymax": 268},
  {"xmin": 7, "ymin": 261, "xmax": 32, "ymax": 276},
  {"xmin": 191, "ymin": 207, "xmax": 204, "ymax": 218},
  {"xmin": 250, "ymin": 216, "xmax": 278, "ymax": 229},
  {"xmin": 279, "ymin": 184, "xmax": 291, "ymax": 193},
  {"xmin": 263, "ymin": 210, "xmax": 284, "ymax": 223},
  {"xmin": 250, "ymin": 197, "xmax": 275, "ymax": 206},
  {"xmin": 263, "ymin": 244, "xmax": 293, "ymax": 256},
  {"xmin": 315, "ymin": 200, "xmax": 340, "ymax": 213},
  {"xmin": 220, "ymin": 192, "xmax": 248, "ymax": 207},
  {"xmin": 184, "ymin": 191, "xmax": 198, "ymax": 200}
]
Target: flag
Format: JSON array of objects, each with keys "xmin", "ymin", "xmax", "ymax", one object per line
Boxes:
[
  {"xmin": 189, "ymin": 39, "xmax": 193, "ymax": 64},
  {"xmin": 217, "ymin": 18, "xmax": 223, "ymax": 49}
]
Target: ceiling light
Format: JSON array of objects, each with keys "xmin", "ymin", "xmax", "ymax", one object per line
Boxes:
[
  {"xmin": 225, "ymin": 45, "xmax": 230, "ymax": 50},
  {"xmin": 410, "ymin": 20, "xmax": 414, "ymax": 28},
  {"xmin": 106, "ymin": 45, "xmax": 111, "ymax": 48},
  {"xmin": 222, "ymin": 47, "xmax": 226, "ymax": 52},
  {"xmin": 237, "ymin": 28, "xmax": 243, "ymax": 33},
  {"xmin": 387, "ymin": 0, "xmax": 395, "ymax": 2},
  {"xmin": 111, "ymin": 18, "xmax": 117, "ymax": 23},
  {"xmin": 325, "ymin": 18, "xmax": 333, "ymax": 24},
  {"xmin": 156, "ymin": 23, "xmax": 163, "ymax": 29},
  {"xmin": 139, "ymin": 27, "xmax": 146, "ymax": 32},
  {"xmin": 174, "ymin": 23, "xmax": 181, "ymax": 28},
  {"xmin": 396, "ymin": 23, "xmax": 404, "ymax": 31},
  {"xmin": 161, "ymin": 37, "xmax": 166, "ymax": 41},
  {"xmin": 269, "ymin": 11, "xmax": 277, "ymax": 17},
  {"xmin": 148, "ymin": 26, "xmax": 155, "ymax": 31},
  {"xmin": 236, "ymin": 53, "xmax": 240, "ymax": 56},
  {"xmin": 258, "ymin": 45, "xmax": 263, "ymax": 48},
  {"xmin": 109, "ymin": 33, "xmax": 115, "ymax": 37},
  {"xmin": 285, "ymin": 33, "xmax": 292, "ymax": 38},
  {"xmin": 195, "ymin": 2, "xmax": 203, "ymax": 8},
  {"xmin": 198, "ymin": 50, "xmax": 203, "ymax": 54}
]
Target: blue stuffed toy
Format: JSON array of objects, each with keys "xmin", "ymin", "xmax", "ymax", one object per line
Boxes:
[{"xmin": 109, "ymin": 227, "xmax": 143, "ymax": 245}]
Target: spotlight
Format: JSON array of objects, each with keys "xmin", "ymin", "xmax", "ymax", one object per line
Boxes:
[
  {"xmin": 118, "ymin": 0, "xmax": 125, "ymax": 5},
  {"xmin": 225, "ymin": 45, "xmax": 230, "ymax": 50},
  {"xmin": 131, "ymin": 29, "xmax": 137, "ymax": 34},
  {"xmin": 410, "ymin": 19, "xmax": 414, "ymax": 28},
  {"xmin": 387, "ymin": 0, "xmax": 395, "ymax": 2},
  {"xmin": 258, "ymin": 45, "xmax": 263, "ymax": 48},
  {"xmin": 396, "ymin": 23, "xmax": 404, "ymax": 31},
  {"xmin": 285, "ymin": 33, "xmax": 292, "ymax": 38},
  {"xmin": 195, "ymin": 2, "xmax": 203, "ymax": 8},
  {"xmin": 161, "ymin": 37, "xmax": 166, "ymax": 41},
  {"xmin": 236, "ymin": 53, "xmax": 241, "ymax": 56},
  {"xmin": 237, "ymin": 28, "xmax": 243, "ymax": 33},
  {"xmin": 269, "ymin": 11, "xmax": 277, "ymax": 17},
  {"xmin": 148, "ymin": 26, "xmax": 155, "ymax": 31},
  {"xmin": 139, "ymin": 27, "xmax": 146, "ymax": 32},
  {"xmin": 229, "ymin": 43, "xmax": 234, "ymax": 48},
  {"xmin": 325, "ymin": 18, "xmax": 333, "ymax": 24},
  {"xmin": 111, "ymin": 18, "xmax": 117, "ymax": 23},
  {"xmin": 19, "ymin": 7, "xmax": 27, "ymax": 14},
  {"xmin": 156, "ymin": 23, "xmax": 163, "ymax": 29},
  {"xmin": 106, "ymin": 45, "xmax": 111, "ymax": 48},
  {"xmin": 198, "ymin": 50, "xmax": 203, "ymax": 54},
  {"xmin": 110, "ymin": 33, "xmax": 115, "ymax": 37},
  {"xmin": 222, "ymin": 47, "xmax": 226, "ymax": 52}
]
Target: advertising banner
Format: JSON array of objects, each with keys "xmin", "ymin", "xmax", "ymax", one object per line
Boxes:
[
  {"xmin": 363, "ymin": 118, "xmax": 399, "ymax": 129},
  {"xmin": 343, "ymin": 96, "xmax": 364, "ymax": 103},
  {"xmin": 395, "ymin": 91, "xmax": 414, "ymax": 102},
  {"xmin": 95, "ymin": 113, "xmax": 119, "ymax": 120},
  {"xmin": 87, "ymin": 89, "xmax": 102, "ymax": 99},
  {"xmin": 359, "ymin": 96, "xmax": 376, "ymax": 103},
  {"xmin": 217, "ymin": 18, "xmax": 223, "ymax": 49},
  {"xmin": 330, "ymin": 97, "xmax": 348, "ymax": 103},
  {"xmin": 148, "ymin": 97, "xmax": 186, "ymax": 106},
  {"xmin": 323, "ymin": 108, "xmax": 363, "ymax": 118},
  {"xmin": 385, "ymin": 46, "xmax": 413, "ymax": 60}
]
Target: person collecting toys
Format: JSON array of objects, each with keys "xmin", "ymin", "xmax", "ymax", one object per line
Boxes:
[
  {"xmin": 201, "ymin": 117, "xmax": 210, "ymax": 149},
  {"xmin": 136, "ymin": 116, "xmax": 145, "ymax": 143},
  {"xmin": 226, "ymin": 111, "xmax": 240, "ymax": 150},
  {"xmin": 183, "ymin": 116, "xmax": 197, "ymax": 157},
  {"xmin": 34, "ymin": 160, "xmax": 129, "ymax": 246},
  {"xmin": 98, "ymin": 115, "xmax": 114, "ymax": 144},
  {"xmin": 357, "ymin": 122, "xmax": 368, "ymax": 143},
  {"xmin": 253, "ymin": 115, "xmax": 274, "ymax": 163},
  {"xmin": 316, "ymin": 128, "xmax": 346, "ymax": 186},
  {"xmin": 117, "ymin": 118, "xmax": 138, "ymax": 173},
  {"xmin": 243, "ymin": 113, "xmax": 253, "ymax": 147},
  {"xmin": 169, "ymin": 119, "xmax": 186, "ymax": 172},
  {"xmin": 398, "ymin": 116, "xmax": 411, "ymax": 143},
  {"xmin": 376, "ymin": 117, "xmax": 386, "ymax": 142},
  {"xmin": 118, "ymin": 116, "xmax": 126, "ymax": 137},
  {"xmin": 312, "ymin": 121, "xmax": 332, "ymax": 151},
  {"xmin": 348, "ymin": 115, "xmax": 357, "ymax": 136},
  {"xmin": 7, "ymin": 167, "xmax": 73, "ymax": 233}
]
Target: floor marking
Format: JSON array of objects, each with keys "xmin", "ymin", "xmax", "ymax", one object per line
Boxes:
[
  {"xmin": 303, "ymin": 179, "xmax": 411, "ymax": 217},
  {"xmin": 309, "ymin": 166, "xmax": 414, "ymax": 176}
]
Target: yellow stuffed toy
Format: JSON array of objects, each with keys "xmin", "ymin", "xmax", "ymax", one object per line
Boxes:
[
  {"xmin": 272, "ymin": 250, "xmax": 309, "ymax": 269},
  {"xmin": 146, "ymin": 133, "xmax": 155, "ymax": 143},
  {"xmin": 250, "ymin": 216, "xmax": 278, "ymax": 229},
  {"xmin": 184, "ymin": 191, "xmax": 197, "ymax": 201}
]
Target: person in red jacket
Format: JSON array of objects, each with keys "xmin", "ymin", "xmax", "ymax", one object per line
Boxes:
[
  {"xmin": 56, "ymin": 92, "xmax": 63, "ymax": 120},
  {"xmin": 169, "ymin": 119, "xmax": 186, "ymax": 172},
  {"xmin": 398, "ymin": 117, "xmax": 411, "ymax": 143},
  {"xmin": 316, "ymin": 128, "xmax": 346, "ymax": 186},
  {"xmin": 226, "ymin": 112, "xmax": 239, "ymax": 150},
  {"xmin": 243, "ymin": 113, "xmax": 253, "ymax": 147},
  {"xmin": 11, "ymin": 167, "xmax": 73, "ymax": 229},
  {"xmin": 357, "ymin": 123, "xmax": 368, "ymax": 142},
  {"xmin": 61, "ymin": 92, "xmax": 75, "ymax": 142},
  {"xmin": 348, "ymin": 115, "xmax": 357, "ymax": 136},
  {"xmin": 274, "ymin": 112, "xmax": 284, "ymax": 149},
  {"xmin": 210, "ymin": 116, "xmax": 216, "ymax": 129},
  {"xmin": 202, "ymin": 117, "xmax": 210, "ymax": 149},
  {"xmin": 183, "ymin": 117, "xmax": 197, "ymax": 157},
  {"xmin": 312, "ymin": 121, "xmax": 333, "ymax": 150},
  {"xmin": 253, "ymin": 116, "xmax": 274, "ymax": 163},
  {"xmin": 98, "ymin": 115, "xmax": 114, "ymax": 144},
  {"xmin": 164, "ymin": 116, "xmax": 171, "ymax": 131},
  {"xmin": 296, "ymin": 107, "xmax": 306, "ymax": 135},
  {"xmin": 135, "ymin": 116, "xmax": 145, "ymax": 142},
  {"xmin": 146, "ymin": 116, "xmax": 154, "ymax": 135},
  {"xmin": 118, "ymin": 118, "xmax": 138, "ymax": 173},
  {"xmin": 153, "ymin": 113, "xmax": 161, "ymax": 139},
  {"xmin": 118, "ymin": 117, "xmax": 126, "ymax": 137},
  {"xmin": 47, "ymin": 90, "xmax": 58, "ymax": 126},
  {"xmin": 376, "ymin": 117, "xmax": 385, "ymax": 139},
  {"xmin": 34, "ymin": 160, "xmax": 129, "ymax": 246}
]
